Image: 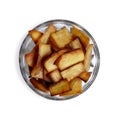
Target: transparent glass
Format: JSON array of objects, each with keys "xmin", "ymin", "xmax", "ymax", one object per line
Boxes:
[{"xmin": 19, "ymin": 19, "xmax": 100, "ymax": 100}]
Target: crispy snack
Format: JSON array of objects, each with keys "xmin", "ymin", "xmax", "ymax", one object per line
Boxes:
[
  {"xmin": 43, "ymin": 68, "xmax": 51, "ymax": 82},
  {"xmin": 29, "ymin": 30, "xmax": 42, "ymax": 43},
  {"xmin": 38, "ymin": 24, "xmax": 56, "ymax": 44},
  {"xmin": 50, "ymin": 27, "xmax": 72, "ymax": 49},
  {"xmin": 69, "ymin": 38, "xmax": 83, "ymax": 49},
  {"xmin": 31, "ymin": 43, "xmax": 52, "ymax": 79},
  {"xmin": 55, "ymin": 49, "xmax": 84, "ymax": 70},
  {"xmin": 31, "ymin": 57, "xmax": 43, "ymax": 79},
  {"xmin": 25, "ymin": 46, "xmax": 38, "ymax": 67},
  {"xmin": 79, "ymin": 71, "xmax": 91, "ymax": 82},
  {"xmin": 60, "ymin": 78, "xmax": 82, "ymax": 96},
  {"xmin": 49, "ymin": 40, "xmax": 59, "ymax": 51},
  {"xmin": 39, "ymin": 43, "xmax": 51, "ymax": 58},
  {"xmin": 72, "ymin": 26, "xmax": 90, "ymax": 48},
  {"xmin": 84, "ymin": 44, "xmax": 93, "ymax": 71},
  {"xmin": 49, "ymin": 80, "xmax": 70, "ymax": 96},
  {"xmin": 30, "ymin": 78, "xmax": 48, "ymax": 92},
  {"xmin": 31, "ymin": 67, "xmax": 43, "ymax": 79},
  {"xmin": 61, "ymin": 63, "xmax": 84, "ymax": 81},
  {"xmin": 48, "ymin": 69, "xmax": 62, "ymax": 83},
  {"xmin": 44, "ymin": 49, "xmax": 69, "ymax": 72},
  {"xmin": 70, "ymin": 78, "xmax": 82, "ymax": 91}
]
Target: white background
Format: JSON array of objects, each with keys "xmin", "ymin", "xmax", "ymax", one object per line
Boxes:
[{"xmin": 0, "ymin": 0, "xmax": 120, "ymax": 120}]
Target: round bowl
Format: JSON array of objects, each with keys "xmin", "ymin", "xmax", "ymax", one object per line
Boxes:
[{"xmin": 19, "ymin": 19, "xmax": 100, "ymax": 100}]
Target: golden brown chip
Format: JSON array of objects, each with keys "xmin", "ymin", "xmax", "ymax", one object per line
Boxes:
[
  {"xmin": 48, "ymin": 69, "xmax": 62, "ymax": 83},
  {"xmin": 50, "ymin": 27, "xmax": 72, "ymax": 49},
  {"xmin": 70, "ymin": 78, "xmax": 82, "ymax": 92},
  {"xmin": 60, "ymin": 78, "xmax": 82, "ymax": 96},
  {"xmin": 79, "ymin": 71, "xmax": 91, "ymax": 82},
  {"xmin": 25, "ymin": 46, "xmax": 38, "ymax": 67},
  {"xmin": 39, "ymin": 43, "xmax": 51, "ymax": 58},
  {"xmin": 31, "ymin": 43, "xmax": 52, "ymax": 79},
  {"xmin": 72, "ymin": 26, "xmax": 90, "ymax": 48},
  {"xmin": 30, "ymin": 78, "xmax": 48, "ymax": 92},
  {"xmin": 49, "ymin": 40, "xmax": 60, "ymax": 51},
  {"xmin": 37, "ymin": 24, "xmax": 56, "ymax": 44},
  {"xmin": 29, "ymin": 30, "xmax": 42, "ymax": 43},
  {"xmin": 55, "ymin": 49, "xmax": 84, "ymax": 70},
  {"xmin": 31, "ymin": 57, "xmax": 43, "ymax": 79},
  {"xmin": 69, "ymin": 38, "xmax": 83, "ymax": 49},
  {"xmin": 61, "ymin": 63, "xmax": 84, "ymax": 81},
  {"xmin": 49, "ymin": 80, "xmax": 70, "ymax": 96},
  {"xmin": 43, "ymin": 68, "xmax": 51, "ymax": 82},
  {"xmin": 84, "ymin": 44, "xmax": 93, "ymax": 71}
]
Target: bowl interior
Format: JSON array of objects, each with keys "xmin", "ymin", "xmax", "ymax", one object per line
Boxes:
[{"xmin": 19, "ymin": 19, "xmax": 100, "ymax": 100}]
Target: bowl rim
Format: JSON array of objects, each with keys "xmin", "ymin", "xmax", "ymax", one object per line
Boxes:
[{"xmin": 19, "ymin": 19, "xmax": 100, "ymax": 100}]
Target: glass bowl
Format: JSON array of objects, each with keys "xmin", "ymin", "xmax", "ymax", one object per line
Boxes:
[{"xmin": 19, "ymin": 19, "xmax": 100, "ymax": 100}]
